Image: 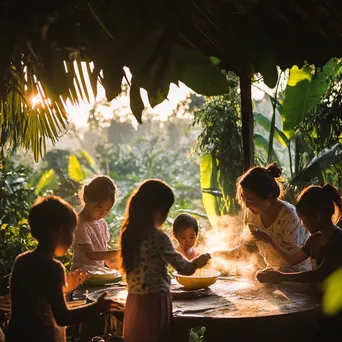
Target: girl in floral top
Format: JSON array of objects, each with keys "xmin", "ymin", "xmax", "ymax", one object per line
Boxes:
[
  {"xmin": 119, "ymin": 179, "xmax": 210, "ymax": 342},
  {"xmin": 213, "ymin": 162, "xmax": 312, "ymax": 272}
]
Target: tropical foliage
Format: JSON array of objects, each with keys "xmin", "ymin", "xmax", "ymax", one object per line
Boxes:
[
  {"xmin": 193, "ymin": 74, "xmax": 243, "ymax": 220},
  {"xmin": 0, "ymin": 160, "xmax": 36, "ymax": 294},
  {"xmin": 192, "ymin": 59, "xmax": 341, "ymax": 233},
  {"xmin": 3, "ymin": 0, "xmax": 342, "ymax": 163},
  {"xmin": 0, "ymin": 1, "xmax": 234, "ymax": 161},
  {"xmin": 192, "ymin": 72, "xmax": 276, "ymax": 222},
  {"xmin": 322, "ymin": 268, "xmax": 342, "ymax": 316},
  {"xmin": 253, "ymin": 58, "xmax": 342, "ymax": 203},
  {"xmin": 281, "ymin": 59, "xmax": 341, "ymax": 137},
  {"xmin": 94, "ymin": 118, "xmax": 205, "ymax": 239},
  {"xmin": 33, "ymin": 148, "xmax": 98, "ymax": 207},
  {"xmin": 0, "ymin": 115, "xmax": 209, "ymax": 298}
]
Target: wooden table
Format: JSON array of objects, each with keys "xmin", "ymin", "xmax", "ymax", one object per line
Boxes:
[{"xmin": 78, "ymin": 277, "xmax": 322, "ymax": 342}]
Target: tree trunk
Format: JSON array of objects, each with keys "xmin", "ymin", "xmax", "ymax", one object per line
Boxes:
[{"xmin": 240, "ymin": 73, "xmax": 254, "ymax": 170}]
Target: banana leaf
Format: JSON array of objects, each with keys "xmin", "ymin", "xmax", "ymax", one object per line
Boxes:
[
  {"xmin": 290, "ymin": 144, "xmax": 342, "ymax": 189},
  {"xmin": 281, "ymin": 59, "xmax": 341, "ymax": 137},
  {"xmin": 35, "ymin": 169, "xmax": 56, "ymax": 195},
  {"xmin": 68, "ymin": 154, "xmax": 86, "ymax": 183},
  {"xmin": 200, "ymin": 153, "xmax": 222, "ymax": 221}
]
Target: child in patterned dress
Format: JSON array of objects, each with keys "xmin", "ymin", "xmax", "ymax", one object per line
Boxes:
[{"xmin": 120, "ymin": 179, "xmax": 211, "ymax": 342}]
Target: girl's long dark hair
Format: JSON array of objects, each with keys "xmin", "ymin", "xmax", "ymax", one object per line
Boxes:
[{"xmin": 119, "ymin": 179, "xmax": 174, "ymax": 274}]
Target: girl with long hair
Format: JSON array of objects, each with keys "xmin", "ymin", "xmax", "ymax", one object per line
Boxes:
[{"xmin": 120, "ymin": 179, "xmax": 210, "ymax": 342}]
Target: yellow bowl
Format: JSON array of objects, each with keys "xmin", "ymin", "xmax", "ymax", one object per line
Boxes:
[{"xmin": 173, "ymin": 269, "xmax": 221, "ymax": 290}]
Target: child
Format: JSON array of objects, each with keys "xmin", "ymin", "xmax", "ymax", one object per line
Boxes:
[
  {"xmin": 119, "ymin": 179, "xmax": 211, "ymax": 342},
  {"xmin": 7, "ymin": 196, "xmax": 122, "ymax": 342},
  {"xmin": 173, "ymin": 214, "xmax": 200, "ymax": 260},
  {"xmin": 72, "ymin": 175, "xmax": 119, "ymax": 271},
  {"xmin": 256, "ymin": 184, "xmax": 342, "ymax": 285}
]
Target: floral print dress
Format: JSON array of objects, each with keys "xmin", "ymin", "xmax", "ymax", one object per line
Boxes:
[
  {"xmin": 243, "ymin": 200, "xmax": 312, "ymax": 272},
  {"xmin": 123, "ymin": 228, "xmax": 198, "ymax": 342}
]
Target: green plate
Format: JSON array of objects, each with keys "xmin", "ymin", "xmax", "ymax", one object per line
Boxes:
[{"xmin": 84, "ymin": 275, "xmax": 122, "ymax": 286}]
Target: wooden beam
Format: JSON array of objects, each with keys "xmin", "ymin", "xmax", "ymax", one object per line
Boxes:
[{"xmin": 240, "ymin": 73, "xmax": 254, "ymax": 171}]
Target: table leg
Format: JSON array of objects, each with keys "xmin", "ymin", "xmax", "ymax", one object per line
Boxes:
[
  {"xmin": 204, "ymin": 328, "xmax": 223, "ymax": 342},
  {"xmin": 171, "ymin": 319, "xmax": 190, "ymax": 342},
  {"xmin": 171, "ymin": 327, "xmax": 189, "ymax": 342}
]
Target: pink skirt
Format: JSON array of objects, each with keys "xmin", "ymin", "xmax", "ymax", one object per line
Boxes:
[{"xmin": 123, "ymin": 290, "xmax": 173, "ymax": 342}]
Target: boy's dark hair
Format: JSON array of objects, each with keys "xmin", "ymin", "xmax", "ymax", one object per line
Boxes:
[
  {"xmin": 173, "ymin": 214, "xmax": 199, "ymax": 235},
  {"xmin": 29, "ymin": 196, "xmax": 77, "ymax": 242},
  {"xmin": 236, "ymin": 162, "xmax": 283, "ymax": 206},
  {"xmin": 296, "ymin": 184, "xmax": 342, "ymax": 224},
  {"xmin": 82, "ymin": 175, "xmax": 118, "ymax": 205}
]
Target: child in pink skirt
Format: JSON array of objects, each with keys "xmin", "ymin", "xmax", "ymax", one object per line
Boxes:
[{"xmin": 119, "ymin": 179, "xmax": 211, "ymax": 342}]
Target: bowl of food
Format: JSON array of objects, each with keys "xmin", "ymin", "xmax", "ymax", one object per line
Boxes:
[
  {"xmin": 173, "ymin": 269, "xmax": 221, "ymax": 290},
  {"xmin": 82, "ymin": 266, "xmax": 122, "ymax": 286}
]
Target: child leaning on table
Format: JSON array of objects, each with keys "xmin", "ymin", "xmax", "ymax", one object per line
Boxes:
[
  {"xmin": 7, "ymin": 196, "xmax": 123, "ymax": 342},
  {"xmin": 120, "ymin": 179, "xmax": 211, "ymax": 342},
  {"xmin": 256, "ymin": 184, "xmax": 342, "ymax": 286},
  {"xmin": 256, "ymin": 184, "xmax": 342, "ymax": 342}
]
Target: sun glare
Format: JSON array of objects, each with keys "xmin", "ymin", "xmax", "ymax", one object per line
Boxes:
[
  {"xmin": 31, "ymin": 94, "xmax": 42, "ymax": 109},
  {"xmin": 31, "ymin": 90, "xmax": 51, "ymax": 110}
]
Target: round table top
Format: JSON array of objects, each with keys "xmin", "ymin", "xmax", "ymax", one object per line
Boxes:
[{"xmin": 85, "ymin": 276, "xmax": 320, "ymax": 319}]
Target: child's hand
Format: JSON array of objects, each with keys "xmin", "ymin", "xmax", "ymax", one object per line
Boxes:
[
  {"xmin": 256, "ymin": 269, "xmax": 282, "ymax": 285},
  {"xmin": 194, "ymin": 253, "xmax": 211, "ymax": 269},
  {"xmin": 105, "ymin": 258, "xmax": 119, "ymax": 269},
  {"xmin": 96, "ymin": 292, "xmax": 124, "ymax": 313},
  {"xmin": 64, "ymin": 269, "xmax": 87, "ymax": 293}
]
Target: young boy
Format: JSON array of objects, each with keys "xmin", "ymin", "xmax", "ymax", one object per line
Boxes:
[
  {"xmin": 173, "ymin": 214, "xmax": 200, "ymax": 260},
  {"xmin": 7, "ymin": 196, "xmax": 122, "ymax": 342}
]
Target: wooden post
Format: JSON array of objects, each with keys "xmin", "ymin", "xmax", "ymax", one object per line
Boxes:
[{"xmin": 240, "ymin": 72, "xmax": 254, "ymax": 170}]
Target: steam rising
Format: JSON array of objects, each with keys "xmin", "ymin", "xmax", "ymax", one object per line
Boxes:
[{"xmin": 198, "ymin": 212, "xmax": 262, "ymax": 279}]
